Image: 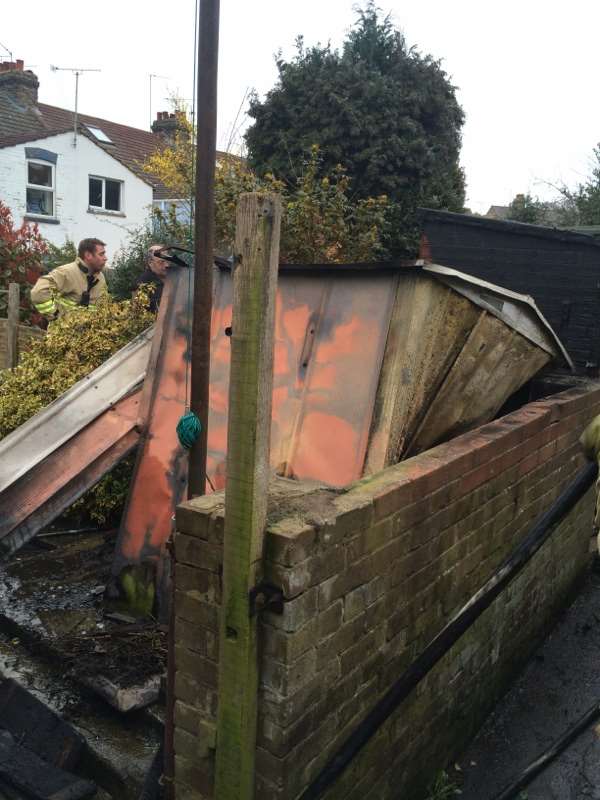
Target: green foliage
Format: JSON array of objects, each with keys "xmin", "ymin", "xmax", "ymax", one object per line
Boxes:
[
  {"xmin": 0, "ymin": 200, "xmax": 47, "ymax": 323},
  {"xmin": 67, "ymin": 457, "xmax": 136, "ymax": 527},
  {"xmin": 108, "ymin": 207, "xmax": 191, "ymax": 300},
  {"xmin": 506, "ymin": 193, "xmax": 550, "ymax": 225},
  {"xmin": 42, "ymin": 238, "xmax": 77, "ymax": 273},
  {"xmin": 245, "ymin": 1, "xmax": 465, "ymax": 255},
  {"xmin": 143, "ymin": 107, "xmax": 389, "ymax": 262},
  {"xmin": 279, "ymin": 146, "xmax": 389, "ymax": 262},
  {"xmin": 563, "ymin": 144, "xmax": 600, "ymax": 225},
  {"xmin": 506, "ymin": 192, "xmax": 578, "ymax": 227},
  {"xmin": 507, "ymin": 144, "xmax": 600, "ymax": 230},
  {"xmin": 0, "ymin": 292, "xmax": 154, "ymax": 524},
  {"xmin": 426, "ymin": 771, "xmax": 461, "ymax": 800},
  {"xmin": 214, "ymin": 156, "xmax": 265, "ymax": 255}
]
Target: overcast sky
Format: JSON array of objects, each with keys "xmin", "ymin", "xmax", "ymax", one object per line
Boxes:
[{"xmin": 3, "ymin": 0, "xmax": 600, "ymax": 213}]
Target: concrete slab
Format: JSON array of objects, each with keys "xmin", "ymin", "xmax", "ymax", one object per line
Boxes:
[{"xmin": 0, "ymin": 632, "xmax": 161, "ymax": 800}]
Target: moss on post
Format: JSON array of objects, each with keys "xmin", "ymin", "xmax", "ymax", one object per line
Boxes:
[{"xmin": 214, "ymin": 193, "xmax": 282, "ymax": 800}]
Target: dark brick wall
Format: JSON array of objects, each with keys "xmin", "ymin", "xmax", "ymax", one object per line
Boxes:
[
  {"xmin": 419, "ymin": 209, "xmax": 600, "ymax": 374},
  {"xmin": 173, "ymin": 385, "xmax": 600, "ymax": 800}
]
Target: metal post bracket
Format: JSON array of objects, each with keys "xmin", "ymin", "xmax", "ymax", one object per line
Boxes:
[{"xmin": 249, "ymin": 582, "xmax": 284, "ymax": 616}]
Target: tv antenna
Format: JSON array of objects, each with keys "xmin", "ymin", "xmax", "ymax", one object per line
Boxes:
[
  {"xmin": 0, "ymin": 42, "xmax": 13, "ymax": 62},
  {"xmin": 149, "ymin": 73, "xmax": 169, "ymax": 129},
  {"xmin": 50, "ymin": 65, "xmax": 101, "ymax": 147}
]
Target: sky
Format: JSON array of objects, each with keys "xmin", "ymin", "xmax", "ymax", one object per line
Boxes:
[{"xmin": 3, "ymin": 0, "xmax": 600, "ymax": 213}]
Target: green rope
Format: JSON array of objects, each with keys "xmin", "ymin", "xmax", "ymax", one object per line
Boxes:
[{"xmin": 177, "ymin": 411, "xmax": 202, "ymax": 449}]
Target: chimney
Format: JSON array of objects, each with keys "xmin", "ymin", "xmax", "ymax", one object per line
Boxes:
[
  {"xmin": 0, "ymin": 59, "xmax": 39, "ymax": 107},
  {"xmin": 151, "ymin": 110, "xmax": 188, "ymax": 142}
]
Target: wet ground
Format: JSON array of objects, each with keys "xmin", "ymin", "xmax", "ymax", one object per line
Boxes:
[
  {"xmin": 456, "ymin": 562, "xmax": 600, "ymax": 800},
  {"xmin": 0, "ymin": 532, "xmax": 166, "ymax": 689},
  {"xmin": 0, "ymin": 532, "xmax": 165, "ymax": 798},
  {"xmin": 0, "ymin": 631, "xmax": 161, "ymax": 798}
]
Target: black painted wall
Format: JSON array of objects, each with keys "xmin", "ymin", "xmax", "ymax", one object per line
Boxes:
[{"xmin": 419, "ymin": 209, "xmax": 600, "ymax": 375}]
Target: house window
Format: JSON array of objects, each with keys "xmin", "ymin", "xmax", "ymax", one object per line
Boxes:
[
  {"xmin": 26, "ymin": 160, "xmax": 55, "ymax": 216},
  {"xmin": 89, "ymin": 176, "xmax": 122, "ymax": 212},
  {"xmin": 153, "ymin": 199, "xmax": 191, "ymax": 225}
]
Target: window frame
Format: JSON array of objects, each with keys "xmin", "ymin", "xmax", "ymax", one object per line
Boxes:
[
  {"xmin": 88, "ymin": 175, "xmax": 124, "ymax": 214},
  {"xmin": 25, "ymin": 158, "xmax": 56, "ymax": 218},
  {"xmin": 85, "ymin": 125, "xmax": 114, "ymax": 144}
]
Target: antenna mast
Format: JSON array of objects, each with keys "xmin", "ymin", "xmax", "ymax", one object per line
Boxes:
[
  {"xmin": 50, "ymin": 65, "xmax": 101, "ymax": 147},
  {"xmin": 149, "ymin": 73, "xmax": 169, "ymax": 129},
  {"xmin": 0, "ymin": 42, "xmax": 13, "ymax": 62}
]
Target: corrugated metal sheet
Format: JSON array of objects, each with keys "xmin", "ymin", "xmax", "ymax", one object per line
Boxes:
[
  {"xmin": 0, "ymin": 392, "xmax": 141, "ymax": 556},
  {"xmin": 111, "ymin": 266, "xmax": 191, "ymax": 585},
  {"xmin": 207, "ymin": 266, "xmax": 398, "ymax": 490},
  {"xmin": 0, "ymin": 327, "xmax": 151, "ymax": 495}
]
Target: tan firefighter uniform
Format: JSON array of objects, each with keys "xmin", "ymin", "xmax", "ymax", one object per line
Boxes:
[
  {"xmin": 31, "ymin": 258, "xmax": 108, "ymax": 318},
  {"xmin": 580, "ymin": 414, "xmax": 600, "ymax": 527}
]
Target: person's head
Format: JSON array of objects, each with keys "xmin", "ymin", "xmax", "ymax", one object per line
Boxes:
[
  {"xmin": 78, "ymin": 238, "xmax": 107, "ymax": 273},
  {"xmin": 146, "ymin": 244, "xmax": 169, "ymax": 280}
]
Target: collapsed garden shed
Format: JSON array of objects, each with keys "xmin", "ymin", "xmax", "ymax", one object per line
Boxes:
[
  {"xmin": 0, "ymin": 253, "xmax": 578, "ymax": 799},
  {"xmin": 0, "ymin": 258, "xmax": 571, "ymax": 593}
]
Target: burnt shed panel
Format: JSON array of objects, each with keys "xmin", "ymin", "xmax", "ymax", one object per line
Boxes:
[{"xmin": 419, "ymin": 208, "xmax": 600, "ymax": 373}]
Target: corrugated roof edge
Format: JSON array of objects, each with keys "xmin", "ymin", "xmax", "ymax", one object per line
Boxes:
[{"xmin": 418, "ymin": 207, "xmax": 600, "ymax": 249}]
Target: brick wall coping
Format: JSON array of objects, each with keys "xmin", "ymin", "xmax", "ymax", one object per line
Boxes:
[{"xmin": 176, "ymin": 385, "xmax": 600, "ymax": 574}]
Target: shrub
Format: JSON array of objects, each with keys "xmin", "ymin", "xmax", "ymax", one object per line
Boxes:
[
  {"xmin": 43, "ymin": 238, "xmax": 77, "ymax": 273},
  {"xmin": 108, "ymin": 207, "xmax": 191, "ymax": 300},
  {"xmin": 0, "ymin": 292, "xmax": 154, "ymax": 524},
  {"xmin": 143, "ymin": 116, "xmax": 390, "ymax": 262},
  {"xmin": 0, "ymin": 200, "xmax": 47, "ymax": 324}
]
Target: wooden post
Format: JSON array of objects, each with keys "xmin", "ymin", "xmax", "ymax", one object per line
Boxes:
[
  {"xmin": 214, "ymin": 193, "xmax": 281, "ymax": 800},
  {"xmin": 6, "ymin": 283, "xmax": 19, "ymax": 369}
]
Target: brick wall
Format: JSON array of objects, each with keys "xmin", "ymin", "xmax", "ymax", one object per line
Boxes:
[
  {"xmin": 173, "ymin": 386, "xmax": 600, "ymax": 800},
  {"xmin": 0, "ymin": 319, "xmax": 44, "ymax": 368}
]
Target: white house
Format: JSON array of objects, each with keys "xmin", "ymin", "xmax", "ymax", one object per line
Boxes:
[{"xmin": 0, "ymin": 59, "xmax": 177, "ymax": 261}]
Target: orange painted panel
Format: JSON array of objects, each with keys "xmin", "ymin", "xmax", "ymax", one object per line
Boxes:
[
  {"xmin": 207, "ymin": 268, "xmax": 397, "ymax": 487},
  {"xmin": 112, "ymin": 268, "xmax": 191, "ymax": 578},
  {"xmin": 113, "ymin": 266, "xmax": 397, "ymax": 576}
]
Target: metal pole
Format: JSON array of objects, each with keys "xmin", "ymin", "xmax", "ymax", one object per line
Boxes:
[
  {"xmin": 73, "ymin": 71, "xmax": 79, "ymax": 148},
  {"xmin": 188, "ymin": 0, "xmax": 220, "ymax": 498},
  {"xmin": 163, "ymin": 0, "xmax": 219, "ymax": 794}
]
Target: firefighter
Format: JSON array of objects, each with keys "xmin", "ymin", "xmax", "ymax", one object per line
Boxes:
[
  {"xmin": 31, "ymin": 238, "xmax": 108, "ymax": 319},
  {"xmin": 133, "ymin": 244, "xmax": 169, "ymax": 313}
]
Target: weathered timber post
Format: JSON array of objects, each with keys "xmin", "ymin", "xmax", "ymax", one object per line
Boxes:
[
  {"xmin": 6, "ymin": 283, "xmax": 19, "ymax": 369},
  {"xmin": 214, "ymin": 192, "xmax": 282, "ymax": 800}
]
